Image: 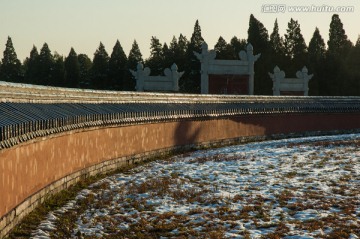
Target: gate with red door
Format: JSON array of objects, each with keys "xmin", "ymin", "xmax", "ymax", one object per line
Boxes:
[{"xmin": 195, "ymin": 42, "xmax": 260, "ymax": 95}]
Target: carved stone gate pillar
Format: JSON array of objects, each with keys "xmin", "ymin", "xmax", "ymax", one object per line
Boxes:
[
  {"xmin": 194, "ymin": 43, "xmax": 213, "ymax": 94},
  {"xmin": 239, "ymin": 44, "xmax": 260, "ymax": 95}
]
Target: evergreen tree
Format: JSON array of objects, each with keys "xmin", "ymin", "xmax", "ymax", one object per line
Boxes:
[
  {"xmin": 307, "ymin": 28, "xmax": 326, "ymax": 95},
  {"xmin": 356, "ymin": 36, "xmax": 360, "ymax": 47},
  {"xmin": 145, "ymin": 36, "xmax": 163, "ymax": 75},
  {"xmin": 168, "ymin": 36, "xmax": 178, "ymax": 66},
  {"xmin": 352, "ymin": 37, "xmax": 360, "ymax": 94},
  {"xmin": 171, "ymin": 34, "xmax": 188, "ymax": 72},
  {"xmin": 308, "ymin": 28, "xmax": 326, "ymax": 62},
  {"xmin": 52, "ymin": 52, "xmax": 65, "ymax": 87},
  {"xmin": 109, "ymin": 40, "xmax": 127, "ymax": 90},
  {"xmin": 165, "ymin": 34, "xmax": 188, "ymax": 77},
  {"xmin": 247, "ymin": 14, "xmax": 269, "ymax": 55},
  {"xmin": 284, "ymin": 18, "xmax": 307, "ymax": 73},
  {"xmin": 270, "ymin": 19, "xmax": 285, "ymax": 56},
  {"xmin": 162, "ymin": 43, "xmax": 173, "ymax": 69},
  {"xmin": 324, "ymin": 15, "xmax": 353, "ymax": 95},
  {"xmin": 214, "ymin": 36, "xmax": 234, "ymax": 59},
  {"xmin": 338, "ymin": 36, "xmax": 360, "ymax": 96},
  {"xmin": 189, "ymin": 20, "xmax": 204, "ymax": 50},
  {"xmin": 64, "ymin": 48, "xmax": 80, "ymax": 88},
  {"xmin": 178, "ymin": 34, "xmax": 188, "ymax": 54},
  {"xmin": 78, "ymin": 54, "xmax": 92, "ymax": 88},
  {"xmin": 269, "ymin": 19, "xmax": 287, "ymax": 73},
  {"xmin": 150, "ymin": 36, "xmax": 162, "ymax": 58},
  {"xmin": 182, "ymin": 20, "xmax": 204, "ymax": 93},
  {"xmin": 24, "ymin": 45, "xmax": 40, "ymax": 84},
  {"xmin": 0, "ymin": 36, "xmax": 23, "ymax": 83},
  {"xmin": 322, "ymin": 55, "xmax": 342, "ymax": 95},
  {"xmin": 343, "ymin": 36, "xmax": 360, "ymax": 95},
  {"xmin": 328, "ymin": 14, "xmax": 352, "ymax": 56},
  {"xmin": 284, "ymin": 18, "xmax": 307, "ymax": 59},
  {"xmin": 169, "ymin": 36, "xmax": 178, "ymax": 52},
  {"xmin": 230, "ymin": 37, "xmax": 247, "ymax": 59},
  {"xmin": 37, "ymin": 43, "xmax": 54, "ymax": 85},
  {"xmin": 91, "ymin": 42, "xmax": 109, "ymax": 89},
  {"xmin": 247, "ymin": 14, "xmax": 271, "ymax": 95},
  {"xmin": 124, "ymin": 40, "xmax": 143, "ymax": 91}
]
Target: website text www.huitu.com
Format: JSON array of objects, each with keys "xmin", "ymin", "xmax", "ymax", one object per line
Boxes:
[{"xmin": 261, "ymin": 4, "xmax": 355, "ymax": 13}]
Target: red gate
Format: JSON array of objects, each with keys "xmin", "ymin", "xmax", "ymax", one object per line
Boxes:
[{"xmin": 209, "ymin": 74, "xmax": 249, "ymax": 95}]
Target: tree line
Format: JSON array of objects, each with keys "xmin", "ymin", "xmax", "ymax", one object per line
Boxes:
[{"xmin": 0, "ymin": 14, "xmax": 359, "ymax": 95}]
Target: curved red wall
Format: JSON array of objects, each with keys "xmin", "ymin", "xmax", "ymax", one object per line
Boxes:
[{"xmin": 1, "ymin": 113, "xmax": 360, "ymax": 237}]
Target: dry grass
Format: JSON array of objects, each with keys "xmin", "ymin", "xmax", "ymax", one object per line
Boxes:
[{"xmin": 26, "ymin": 136, "xmax": 360, "ymax": 238}]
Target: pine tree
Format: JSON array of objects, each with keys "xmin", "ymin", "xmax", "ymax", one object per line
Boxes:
[
  {"xmin": 230, "ymin": 37, "xmax": 246, "ymax": 59},
  {"xmin": 0, "ymin": 36, "xmax": 23, "ymax": 83},
  {"xmin": 37, "ymin": 43, "xmax": 54, "ymax": 85},
  {"xmin": 322, "ymin": 55, "xmax": 342, "ymax": 96},
  {"xmin": 169, "ymin": 36, "xmax": 178, "ymax": 54},
  {"xmin": 124, "ymin": 40, "xmax": 143, "ymax": 91},
  {"xmin": 284, "ymin": 18, "xmax": 307, "ymax": 73},
  {"xmin": 91, "ymin": 42, "xmax": 109, "ymax": 89},
  {"xmin": 168, "ymin": 36, "xmax": 178, "ymax": 65},
  {"xmin": 173, "ymin": 34, "xmax": 188, "ymax": 72},
  {"xmin": 109, "ymin": 40, "xmax": 127, "ymax": 90},
  {"xmin": 214, "ymin": 36, "xmax": 227, "ymax": 58},
  {"xmin": 52, "ymin": 52, "xmax": 65, "ymax": 87},
  {"xmin": 269, "ymin": 19, "xmax": 287, "ymax": 74},
  {"xmin": 356, "ymin": 36, "xmax": 360, "ymax": 47},
  {"xmin": 247, "ymin": 14, "xmax": 269, "ymax": 55},
  {"xmin": 324, "ymin": 15, "xmax": 353, "ymax": 95},
  {"xmin": 78, "ymin": 54, "xmax": 92, "ymax": 88},
  {"xmin": 182, "ymin": 20, "xmax": 204, "ymax": 93},
  {"xmin": 350, "ymin": 36, "xmax": 360, "ymax": 94},
  {"xmin": 127, "ymin": 40, "xmax": 143, "ymax": 68},
  {"xmin": 145, "ymin": 36, "xmax": 163, "ymax": 75},
  {"xmin": 247, "ymin": 15, "xmax": 271, "ymax": 95},
  {"xmin": 270, "ymin": 19, "xmax": 285, "ymax": 56},
  {"xmin": 284, "ymin": 19, "xmax": 307, "ymax": 59},
  {"xmin": 190, "ymin": 20, "xmax": 204, "ymax": 52},
  {"xmin": 308, "ymin": 28, "xmax": 326, "ymax": 62},
  {"xmin": 24, "ymin": 45, "xmax": 40, "ymax": 84},
  {"xmin": 344, "ymin": 39, "xmax": 360, "ymax": 95},
  {"xmin": 307, "ymin": 28, "xmax": 326, "ymax": 95},
  {"xmin": 178, "ymin": 34, "xmax": 188, "ymax": 54},
  {"xmin": 64, "ymin": 48, "xmax": 80, "ymax": 88},
  {"xmin": 328, "ymin": 14, "xmax": 352, "ymax": 56},
  {"xmin": 166, "ymin": 34, "xmax": 188, "ymax": 75},
  {"xmin": 149, "ymin": 37, "xmax": 162, "ymax": 59},
  {"xmin": 214, "ymin": 36, "xmax": 234, "ymax": 60},
  {"xmin": 162, "ymin": 42, "xmax": 173, "ymax": 69}
]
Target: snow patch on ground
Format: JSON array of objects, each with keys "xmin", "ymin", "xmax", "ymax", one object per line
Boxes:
[{"xmin": 33, "ymin": 134, "xmax": 360, "ymax": 238}]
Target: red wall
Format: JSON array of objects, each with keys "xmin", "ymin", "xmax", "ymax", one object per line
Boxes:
[{"xmin": 1, "ymin": 113, "xmax": 360, "ymax": 224}]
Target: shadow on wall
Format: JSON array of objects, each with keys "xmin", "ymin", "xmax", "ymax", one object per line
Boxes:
[
  {"xmin": 263, "ymin": 114, "xmax": 360, "ymax": 136},
  {"xmin": 229, "ymin": 114, "xmax": 328, "ymax": 138},
  {"xmin": 230, "ymin": 114, "xmax": 360, "ymax": 139},
  {"xmin": 174, "ymin": 120, "xmax": 201, "ymax": 149}
]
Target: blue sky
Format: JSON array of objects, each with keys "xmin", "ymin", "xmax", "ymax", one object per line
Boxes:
[{"xmin": 0, "ymin": 0, "xmax": 359, "ymax": 61}]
